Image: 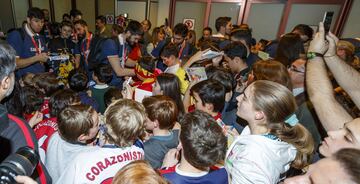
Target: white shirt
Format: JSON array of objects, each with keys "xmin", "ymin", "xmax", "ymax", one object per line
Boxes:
[
  {"xmin": 164, "ymin": 63, "xmax": 180, "ymax": 74},
  {"xmin": 56, "ymin": 145, "xmax": 144, "ymax": 184},
  {"xmin": 226, "ymin": 126, "xmax": 297, "ymax": 184},
  {"xmin": 45, "ymin": 132, "xmax": 97, "ymax": 182}
]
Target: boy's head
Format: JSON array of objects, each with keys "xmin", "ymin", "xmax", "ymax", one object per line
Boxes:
[
  {"xmin": 161, "ymin": 43, "xmax": 178, "ymax": 67},
  {"xmin": 58, "ymin": 104, "xmax": 99, "ymax": 144},
  {"xmin": 180, "ymin": 110, "xmax": 227, "ymax": 170},
  {"xmin": 68, "ymin": 70, "xmax": 88, "ymax": 92},
  {"xmin": 92, "ymin": 64, "xmax": 113, "ymax": 84},
  {"xmin": 142, "ymin": 95, "xmax": 178, "ymax": 131},
  {"xmin": 104, "ymin": 99, "xmax": 146, "ymax": 147},
  {"xmin": 20, "ymin": 86, "xmax": 44, "ymax": 114},
  {"xmin": 230, "ymin": 28, "xmax": 252, "ymax": 48},
  {"xmin": 60, "ymin": 21, "xmax": 73, "ymax": 39},
  {"xmin": 206, "ymin": 66, "xmax": 234, "ymax": 93},
  {"xmin": 33, "ymin": 73, "xmax": 60, "ymax": 97},
  {"xmin": 223, "ymin": 42, "xmax": 248, "ymax": 73},
  {"xmin": 27, "ymin": 7, "xmax": 45, "ymax": 33},
  {"xmin": 70, "ymin": 9, "xmax": 82, "ymax": 22},
  {"xmin": 20, "ymin": 72, "xmax": 35, "ymax": 87},
  {"xmin": 49, "ymin": 89, "xmax": 80, "ymax": 117},
  {"xmin": 190, "ymin": 79, "xmax": 225, "ymax": 114},
  {"xmin": 104, "ymin": 87, "xmax": 123, "ymax": 108},
  {"xmin": 135, "ymin": 56, "xmax": 156, "ymax": 81}
]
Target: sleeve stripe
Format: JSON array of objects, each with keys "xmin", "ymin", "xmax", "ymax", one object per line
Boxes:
[{"xmin": 8, "ymin": 114, "xmax": 48, "ymax": 184}]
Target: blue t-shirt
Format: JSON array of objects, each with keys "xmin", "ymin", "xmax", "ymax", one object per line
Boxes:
[
  {"xmin": 101, "ymin": 38, "xmax": 129, "ymax": 88},
  {"xmin": 7, "ymin": 29, "xmax": 47, "ymax": 77},
  {"xmin": 162, "ymin": 166, "xmax": 228, "ymax": 184}
]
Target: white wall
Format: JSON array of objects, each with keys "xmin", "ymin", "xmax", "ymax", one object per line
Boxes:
[
  {"xmin": 117, "ymin": 1, "xmax": 146, "ymax": 22},
  {"xmin": 54, "ymin": 0, "xmax": 72, "ymax": 22},
  {"xmin": 285, "ymin": 4, "xmax": 341, "ymax": 34},
  {"xmin": 247, "ymin": 3, "xmax": 285, "ymax": 41},
  {"xmin": 156, "ymin": 0, "xmax": 170, "ymax": 27},
  {"xmin": 342, "ymin": 0, "xmax": 360, "ymax": 38},
  {"xmin": 12, "ymin": 0, "xmax": 29, "ymax": 28}
]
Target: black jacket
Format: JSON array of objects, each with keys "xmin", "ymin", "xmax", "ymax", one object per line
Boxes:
[{"xmin": 0, "ymin": 104, "xmax": 52, "ymax": 184}]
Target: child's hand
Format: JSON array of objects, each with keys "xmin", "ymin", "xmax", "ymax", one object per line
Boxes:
[
  {"xmin": 28, "ymin": 111, "xmax": 43, "ymax": 128},
  {"xmin": 122, "ymin": 84, "xmax": 134, "ymax": 99},
  {"xmin": 162, "ymin": 148, "xmax": 180, "ymax": 168}
]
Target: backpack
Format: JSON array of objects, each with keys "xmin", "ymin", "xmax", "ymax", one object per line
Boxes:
[{"xmin": 87, "ymin": 36, "xmax": 121, "ymax": 70}]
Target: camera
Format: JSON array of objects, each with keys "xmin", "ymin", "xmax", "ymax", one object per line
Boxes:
[{"xmin": 0, "ymin": 147, "xmax": 39, "ymax": 184}]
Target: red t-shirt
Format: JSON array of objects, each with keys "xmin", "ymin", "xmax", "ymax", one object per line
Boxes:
[{"xmin": 33, "ymin": 117, "xmax": 58, "ymax": 152}]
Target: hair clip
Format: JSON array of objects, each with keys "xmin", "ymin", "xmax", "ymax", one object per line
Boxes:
[{"xmin": 285, "ymin": 113, "xmax": 299, "ymax": 127}]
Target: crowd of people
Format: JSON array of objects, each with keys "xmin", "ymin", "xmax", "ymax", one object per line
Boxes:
[{"xmin": 1, "ymin": 6, "xmax": 360, "ymax": 184}]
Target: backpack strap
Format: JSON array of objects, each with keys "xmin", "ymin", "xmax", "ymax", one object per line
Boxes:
[{"xmin": 16, "ymin": 28, "xmax": 26, "ymax": 41}]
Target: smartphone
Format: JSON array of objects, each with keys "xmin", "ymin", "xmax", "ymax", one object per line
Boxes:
[
  {"xmin": 165, "ymin": 18, "xmax": 169, "ymax": 27},
  {"xmin": 322, "ymin": 11, "xmax": 334, "ymax": 34}
]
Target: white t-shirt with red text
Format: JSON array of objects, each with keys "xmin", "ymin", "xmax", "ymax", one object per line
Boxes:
[{"xmin": 56, "ymin": 145, "xmax": 144, "ymax": 184}]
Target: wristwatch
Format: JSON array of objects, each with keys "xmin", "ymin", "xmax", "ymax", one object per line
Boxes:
[{"xmin": 307, "ymin": 52, "xmax": 323, "ymax": 59}]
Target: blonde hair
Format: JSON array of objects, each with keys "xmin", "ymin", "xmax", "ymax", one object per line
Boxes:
[
  {"xmin": 251, "ymin": 80, "xmax": 314, "ymax": 169},
  {"xmin": 104, "ymin": 99, "xmax": 146, "ymax": 147},
  {"xmin": 112, "ymin": 160, "xmax": 169, "ymax": 184}
]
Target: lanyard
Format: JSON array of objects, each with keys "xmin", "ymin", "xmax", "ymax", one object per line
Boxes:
[
  {"xmin": 82, "ymin": 33, "xmax": 92, "ymax": 64},
  {"xmin": 178, "ymin": 40, "xmax": 186, "ymax": 59},
  {"xmin": 31, "ymin": 36, "xmax": 41, "ymax": 54}
]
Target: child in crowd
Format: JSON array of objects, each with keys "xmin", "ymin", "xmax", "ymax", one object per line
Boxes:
[
  {"xmin": 34, "ymin": 89, "xmax": 80, "ymax": 162},
  {"xmin": 45, "ymin": 104, "xmax": 99, "ymax": 182},
  {"xmin": 112, "ymin": 160, "xmax": 169, "ymax": 184},
  {"xmin": 133, "ymin": 56, "xmax": 161, "ymax": 93},
  {"xmin": 184, "ymin": 79, "xmax": 225, "ymax": 121},
  {"xmin": 104, "ymin": 87, "xmax": 123, "ymax": 108},
  {"xmin": 205, "ymin": 66, "xmax": 242, "ymax": 132},
  {"xmin": 20, "ymin": 85, "xmax": 44, "ymax": 122},
  {"xmin": 56, "ymin": 99, "xmax": 146, "ymax": 183},
  {"xmin": 91, "ymin": 63, "xmax": 113, "ymax": 113},
  {"xmin": 161, "ymin": 43, "xmax": 189, "ymax": 94},
  {"xmin": 33, "ymin": 72, "xmax": 60, "ymax": 118},
  {"xmin": 19, "ymin": 72, "xmax": 35, "ymax": 87},
  {"xmin": 184, "ymin": 79, "xmax": 237, "ymax": 145},
  {"xmin": 142, "ymin": 95, "xmax": 180, "ymax": 169},
  {"xmin": 226, "ymin": 80, "xmax": 314, "ymax": 184},
  {"xmin": 160, "ymin": 110, "xmax": 228, "ymax": 184},
  {"xmin": 68, "ymin": 70, "xmax": 99, "ymax": 112},
  {"xmin": 153, "ymin": 73, "xmax": 185, "ymax": 120}
]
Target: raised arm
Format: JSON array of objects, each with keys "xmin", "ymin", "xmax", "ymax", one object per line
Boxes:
[
  {"xmin": 324, "ymin": 32, "xmax": 360, "ymax": 108},
  {"xmin": 306, "ymin": 22, "xmax": 353, "ymax": 131}
]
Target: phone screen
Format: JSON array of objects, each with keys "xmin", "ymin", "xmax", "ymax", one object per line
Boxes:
[{"xmin": 323, "ymin": 11, "xmax": 334, "ymax": 34}]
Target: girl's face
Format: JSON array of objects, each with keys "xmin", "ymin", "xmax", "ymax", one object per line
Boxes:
[
  {"xmin": 236, "ymin": 85, "xmax": 256, "ymax": 122},
  {"xmin": 157, "ymin": 32, "xmax": 165, "ymax": 41},
  {"xmin": 152, "ymin": 81, "xmax": 163, "ymax": 95}
]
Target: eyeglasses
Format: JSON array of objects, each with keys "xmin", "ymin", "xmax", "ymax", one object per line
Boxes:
[{"xmin": 288, "ymin": 65, "xmax": 305, "ymax": 74}]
